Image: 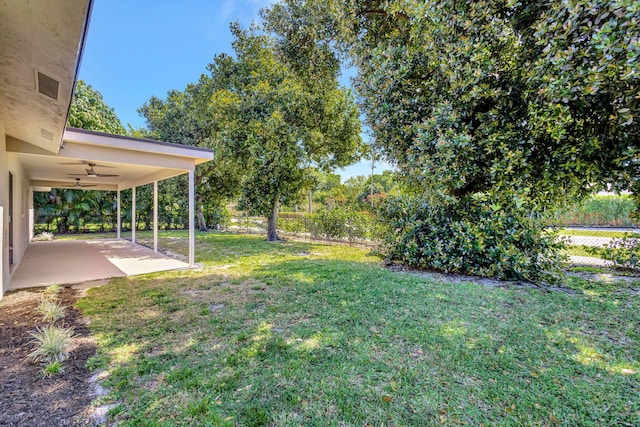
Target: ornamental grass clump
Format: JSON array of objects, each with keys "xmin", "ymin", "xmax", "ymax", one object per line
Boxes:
[
  {"xmin": 28, "ymin": 324, "xmax": 74, "ymax": 364},
  {"xmin": 43, "ymin": 284, "xmax": 63, "ymax": 295},
  {"xmin": 36, "ymin": 296, "xmax": 66, "ymax": 323}
]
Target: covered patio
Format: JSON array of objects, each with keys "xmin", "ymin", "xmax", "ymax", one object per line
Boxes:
[
  {"xmin": 8, "ymin": 239, "xmax": 189, "ymax": 291},
  {"xmin": 5, "ymin": 126, "xmax": 213, "ymax": 292}
]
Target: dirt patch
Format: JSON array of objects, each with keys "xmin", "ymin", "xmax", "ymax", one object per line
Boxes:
[
  {"xmin": 0, "ymin": 286, "xmax": 97, "ymax": 426},
  {"xmin": 388, "ymin": 263, "xmax": 640, "ymax": 295}
]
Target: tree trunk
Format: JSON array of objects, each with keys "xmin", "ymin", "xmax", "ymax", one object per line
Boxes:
[
  {"xmin": 266, "ymin": 200, "xmax": 279, "ymax": 241},
  {"xmin": 58, "ymin": 217, "xmax": 68, "ymax": 234},
  {"xmin": 196, "ymin": 196, "xmax": 208, "ymax": 231}
]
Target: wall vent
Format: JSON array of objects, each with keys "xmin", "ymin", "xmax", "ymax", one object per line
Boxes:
[
  {"xmin": 36, "ymin": 72, "xmax": 59, "ymax": 100},
  {"xmin": 40, "ymin": 128, "xmax": 54, "ymax": 140}
]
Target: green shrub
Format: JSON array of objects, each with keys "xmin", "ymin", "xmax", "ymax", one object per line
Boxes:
[
  {"xmin": 554, "ymin": 195, "xmax": 637, "ymax": 226},
  {"xmin": 310, "ymin": 207, "xmax": 350, "ymax": 240},
  {"xmin": 307, "ymin": 207, "xmax": 383, "ymax": 243},
  {"xmin": 379, "ymin": 195, "xmax": 566, "ymax": 282},
  {"xmin": 278, "ymin": 212, "xmax": 308, "ymax": 219},
  {"xmin": 205, "ymin": 205, "xmax": 231, "ymax": 229},
  {"xmin": 587, "ymin": 233, "xmax": 640, "ymax": 271},
  {"xmin": 277, "ymin": 214, "xmax": 308, "ymax": 234}
]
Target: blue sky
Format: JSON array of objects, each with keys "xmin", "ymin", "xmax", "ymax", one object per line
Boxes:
[{"xmin": 79, "ymin": 0, "xmax": 389, "ymax": 180}]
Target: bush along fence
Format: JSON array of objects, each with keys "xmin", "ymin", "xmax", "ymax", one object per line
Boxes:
[
  {"xmin": 552, "ymin": 194, "xmax": 638, "ymax": 227},
  {"xmin": 229, "ymin": 209, "xmax": 385, "ymax": 247}
]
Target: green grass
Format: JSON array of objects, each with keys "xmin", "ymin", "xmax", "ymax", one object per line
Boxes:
[
  {"xmin": 76, "ymin": 233, "xmax": 640, "ymax": 426},
  {"xmin": 562, "ymin": 245, "xmax": 600, "ymax": 258}
]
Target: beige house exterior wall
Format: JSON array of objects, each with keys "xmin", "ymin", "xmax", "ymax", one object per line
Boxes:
[
  {"xmin": 1, "ymin": 124, "xmax": 34, "ymax": 298},
  {"xmin": 8, "ymin": 152, "xmax": 31, "ymax": 275}
]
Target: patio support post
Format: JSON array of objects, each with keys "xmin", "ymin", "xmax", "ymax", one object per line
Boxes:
[
  {"xmin": 116, "ymin": 190, "xmax": 121, "ymax": 239},
  {"xmin": 188, "ymin": 170, "xmax": 195, "ymax": 267},
  {"xmin": 132, "ymin": 186, "xmax": 136, "ymax": 244},
  {"xmin": 153, "ymin": 180, "xmax": 158, "ymax": 253}
]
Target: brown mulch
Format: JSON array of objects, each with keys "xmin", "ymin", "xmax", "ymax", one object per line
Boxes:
[{"xmin": 0, "ymin": 286, "xmax": 97, "ymax": 426}]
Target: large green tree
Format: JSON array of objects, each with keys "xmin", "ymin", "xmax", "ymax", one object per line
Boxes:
[
  {"xmin": 67, "ymin": 80, "xmax": 127, "ymax": 135},
  {"xmin": 35, "ymin": 80, "xmax": 124, "ymax": 234},
  {"xmin": 263, "ymin": 0, "xmax": 640, "ymax": 279},
  {"xmin": 138, "ymin": 85, "xmax": 241, "ymax": 231},
  {"xmin": 206, "ymin": 24, "xmax": 363, "ymax": 241},
  {"xmin": 265, "ymin": 0, "xmax": 640, "ymax": 202}
]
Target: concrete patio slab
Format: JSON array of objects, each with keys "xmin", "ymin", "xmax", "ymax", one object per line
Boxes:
[{"xmin": 9, "ymin": 239, "xmax": 189, "ymax": 290}]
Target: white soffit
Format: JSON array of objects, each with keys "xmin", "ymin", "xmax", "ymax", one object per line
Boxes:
[{"xmin": 8, "ymin": 129, "xmax": 213, "ymax": 191}]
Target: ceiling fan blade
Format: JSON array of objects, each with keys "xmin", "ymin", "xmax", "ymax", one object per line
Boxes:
[
  {"xmin": 96, "ymin": 173, "xmax": 120, "ymax": 177},
  {"xmin": 59, "ymin": 162, "xmax": 116, "ymax": 168}
]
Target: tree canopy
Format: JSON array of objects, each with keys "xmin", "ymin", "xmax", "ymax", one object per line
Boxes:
[
  {"xmin": 67, "ymin": 80, "xmax": 127, "ymax": 135},
  {"xmin": 203, "ymin": 24, "xmax": 363, "ymax": 240},
  {"xmin": 264, "ymin": 0, "xmax": 640, "ymax": 205}
]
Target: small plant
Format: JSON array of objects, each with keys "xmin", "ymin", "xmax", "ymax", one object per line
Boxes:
[
  {"xmin": 32, "ymin": 231, "xmax": 55, "ymax": 242},
  {"xmin": 36, "ymin": 296, "xmax": 66, "ymax": 322},
  {"xmin": 42, "ymin": 361, "xmax": 65, "ymax": 378},
  {"xmin": 28, "ymin": 325, "xmax": 74, "ymax": 363},
  {"xmin": 43, "ymin": 284, "xmax": 62, "ymax": 295}
]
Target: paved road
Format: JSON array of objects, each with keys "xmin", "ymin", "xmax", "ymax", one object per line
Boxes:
[
  {"xmin": 565, "ymin": 235, "xmax": 613, "ymax": 247},
  {"xmin": 569, "ymin": 255, "xmax": 607, "ymax": 267}
]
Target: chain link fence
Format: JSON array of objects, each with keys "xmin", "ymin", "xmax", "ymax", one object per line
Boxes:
[
  {"xmin": 228, "ymin": 213, "xmax": 385, "ymax": 247},
  {"xmin": 555, "ymin": 226, "xmax": 640, "ymax": 267}
]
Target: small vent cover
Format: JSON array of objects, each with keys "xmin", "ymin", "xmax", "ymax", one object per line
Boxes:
[{"xmin": 37, "ymin": 72, "xmax": 59, "ymax": 100}]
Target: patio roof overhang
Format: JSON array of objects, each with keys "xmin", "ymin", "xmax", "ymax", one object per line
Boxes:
[{"xmin": 7, "ymin": 127, "xmax": 213, "ymax": 191}]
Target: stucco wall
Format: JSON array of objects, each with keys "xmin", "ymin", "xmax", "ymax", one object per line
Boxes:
[
  {"xmin": 8, "ymin": 151, "xmax": 30, "ymax": 273},
  {"xmin": 0, "ymin": 126, "xmax": 32, "ymax": 298}
]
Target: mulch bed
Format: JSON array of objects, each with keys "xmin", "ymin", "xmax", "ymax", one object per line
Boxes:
[{"xmin": 0, "ymin": 286, "xmax": 97, "ymax": 426}]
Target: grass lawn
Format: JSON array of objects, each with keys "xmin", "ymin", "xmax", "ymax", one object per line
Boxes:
[
  {"xmin": 557, "ymin": 229, "xmax": 633, "ymax": 239},
  {"xmin": 76, "ymin": 233, "xmax": 639, "ymax": 426},
  {"xmin": 562, "ymin": 245, "xmax": 599, "ymax": 258}
]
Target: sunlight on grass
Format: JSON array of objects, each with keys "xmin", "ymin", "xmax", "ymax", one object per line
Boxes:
[
  {"xmin": 439, "ymin": 320, "xmax": 468, "ymax": 337},
  {"xmin": 110, "ymin": 343, "xmax": 141, "ymax": 364},
  {"xmin": 570, "ymin": 336, "xmax": 639, "ymax": 376},
  {"xmin": 292, "ymin": 332, "xmax": 325, "ymax": 352}
]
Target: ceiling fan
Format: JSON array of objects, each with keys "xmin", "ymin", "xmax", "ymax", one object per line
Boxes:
[
  {"xmin": 68, "ymin": 163, "xmax": 119, "ymax": 178},
  {"xmin": 62, "ymin": 178, "xmax": 99, "ymax": 189}
]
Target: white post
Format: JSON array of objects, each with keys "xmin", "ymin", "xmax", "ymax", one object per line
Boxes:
[
  {"xmin": 132, "ymin": 187, "xmax": 136, "ymax": 244},
  {"xmin": 28, "ymin": 187, "xmax": 34, "ymax": 241},
  {"xmin": 116, "ymin": 189, "xmax": 121, "ymax": 239},
  {"xmin": 188, "ymin": 170, "xmax": 195, "ymax": 267},
  {"xmin": 153, "ymin": 180, "xmax": 158, "ymax": 253}
]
